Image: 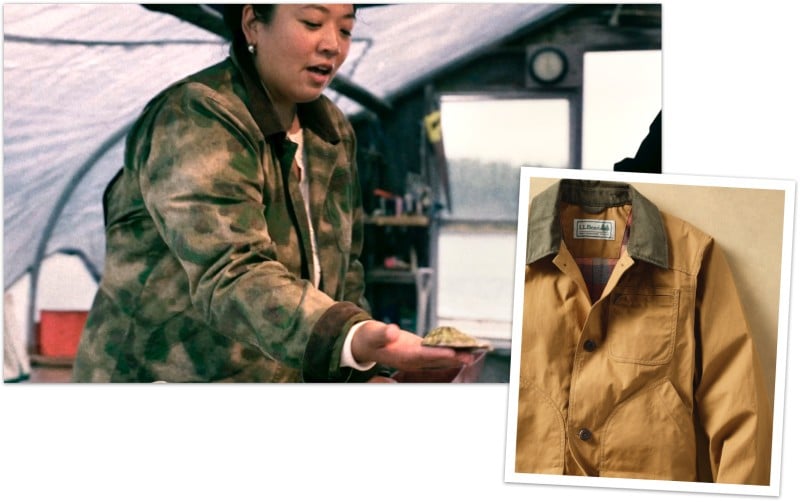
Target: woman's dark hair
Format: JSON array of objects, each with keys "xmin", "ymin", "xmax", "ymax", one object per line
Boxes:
[
  {"xmin": 222, "ymin": 5, "xmax": 277, "ymax": 79},
  {"xmin": 222, "ymin": 4, "xmax": 277, "ymax": 46}
]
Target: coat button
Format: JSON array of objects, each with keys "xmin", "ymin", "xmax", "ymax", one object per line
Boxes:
[
  {"xmin": 583, "ymin": 339, "xmax": 597, "ymax": 352},
  {"xmin": 578, "ymin": 428, "xmax": 592, "ymax": 441}
]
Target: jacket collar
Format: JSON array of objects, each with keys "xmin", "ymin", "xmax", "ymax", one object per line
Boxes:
[
  {"xmin": 526, "ymin": 179, "xmax": 669, "ymax": 268},
  {"xmin": 230, "ymin": 48, "xmax": 341, "ymax": 145}
]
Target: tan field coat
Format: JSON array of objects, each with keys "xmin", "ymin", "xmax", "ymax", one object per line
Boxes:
[{"xmin": 516, "ymin": 180, "xmax": 772, "ymax": 484}]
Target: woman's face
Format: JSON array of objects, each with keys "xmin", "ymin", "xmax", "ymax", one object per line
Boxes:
[{"xmin": 244, "ymin": 4, "xmax": 355, "ymax": 107}]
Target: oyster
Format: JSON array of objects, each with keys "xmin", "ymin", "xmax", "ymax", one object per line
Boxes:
[{"xmin": 422, "ymin": 326, "xmax": 493, "ymax": 351}]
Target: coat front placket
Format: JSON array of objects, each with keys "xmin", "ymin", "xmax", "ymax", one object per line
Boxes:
[{"xmin": 551, "ymin": 241, "xmax": 636, "ymax": 475}]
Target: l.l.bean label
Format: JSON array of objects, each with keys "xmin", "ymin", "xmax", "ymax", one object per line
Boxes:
[{"xmin": 574, "ymin": 219, "xmax": 615, "ymax": 240}]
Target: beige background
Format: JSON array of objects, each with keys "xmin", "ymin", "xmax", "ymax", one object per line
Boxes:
[{"xmin": 528, "ymin": 177, "xmax": 787, "ymax": 410}]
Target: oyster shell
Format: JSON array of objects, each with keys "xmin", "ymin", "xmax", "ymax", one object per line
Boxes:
[{"xmin": 421, "ymin": 326, "xmax": 493, "ymax": 351}]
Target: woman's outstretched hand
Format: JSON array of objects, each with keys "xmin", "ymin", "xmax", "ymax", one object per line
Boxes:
[{"xmin": 350, "ymin": 320, "xmax": 477, "ymax": 371}]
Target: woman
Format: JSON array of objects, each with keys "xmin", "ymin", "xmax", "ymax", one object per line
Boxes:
[{"xmin": 72, "ymin": 4, "xmax": 473, "ymax": 382}]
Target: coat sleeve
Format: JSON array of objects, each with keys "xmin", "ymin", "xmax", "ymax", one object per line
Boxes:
[
  {"xmin": 133, "ymin": 83, "xmax": 369, "ymax": 382},
  {"xmin": 693, "ymin": 239, "xmax": 772, "ymax": 485}
]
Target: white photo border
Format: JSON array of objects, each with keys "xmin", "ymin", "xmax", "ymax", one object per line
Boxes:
[{"xmin": 504, "ymin": 166, "xmax": 795, "ymax": 497}]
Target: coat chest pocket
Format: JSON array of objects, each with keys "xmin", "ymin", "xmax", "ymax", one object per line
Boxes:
[{"xmin": 607, "ymin": 289, "xmax": 679, "ymax": 365}]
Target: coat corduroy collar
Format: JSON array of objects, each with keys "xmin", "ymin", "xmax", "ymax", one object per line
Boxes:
[{"xmin": 526, "ymin": 179, "xmax": 669, "ymax": 268}]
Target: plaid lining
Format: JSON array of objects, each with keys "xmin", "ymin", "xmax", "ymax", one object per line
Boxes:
[{"xmin": 574, "ymin": 211, "xmax": 632, "ymax": 303}]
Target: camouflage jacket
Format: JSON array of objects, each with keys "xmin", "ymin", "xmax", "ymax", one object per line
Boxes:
[{"xmin": 72, "ymin": 55, "xmax": 373, "ymax": 382}]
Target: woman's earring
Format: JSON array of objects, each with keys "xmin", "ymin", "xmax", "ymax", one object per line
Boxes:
[{"xmin": 247, "ymin": 44, "xmax": 256, "ymax": 55}]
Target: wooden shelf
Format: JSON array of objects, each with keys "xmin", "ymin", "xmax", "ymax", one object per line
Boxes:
[
  {"xmin": 366, "ymin": 268, "xmax": 416, "ymax": 284},
  {"xmin": 365, "ymin": 214, "xmax": 429, "ymax": 227}
]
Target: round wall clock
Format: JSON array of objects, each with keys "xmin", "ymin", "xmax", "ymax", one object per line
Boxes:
[{"xmin": 528, "ymin": 47, "xmax": 568, "ymax": 85}]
